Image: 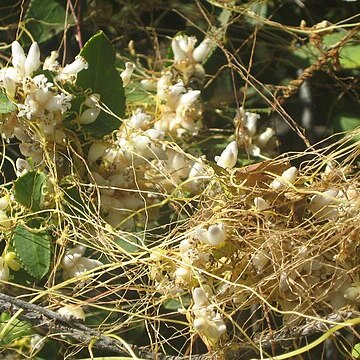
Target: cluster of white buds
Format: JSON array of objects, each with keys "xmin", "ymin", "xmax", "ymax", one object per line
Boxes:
[
  {"xmin": 155, "ymin": 74, "xmax": 201, "ymax": 136},
  {"xmin": 236, "ymin": 108, "xmax": 277, "ymax": 157},
  {"xmin": 172, "ymin": 35, "xmax": 214, "ymax": 64},
  {"xmin": 174, "ymin": 238, "xmax": 209, "ymax": 286},
  {"xmin": 192, "ymin": 286, "xmax": 226, "ymax": 343},
  {"xmin": 0, "ymin": 41, "xmax": 88, "ymax": 171},
  {"xmin": 309, "ymin": 187, "xmax": 359, "ymax": 220},
  {"xmin": 62, "ymin": 245, "xmax": 103, "ymax": 280}
]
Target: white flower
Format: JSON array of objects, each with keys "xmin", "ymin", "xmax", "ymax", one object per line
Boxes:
[
  {"xmin": 120, "ymin": 62, "xmax": 135, "ymax": 87},
  {"xmin": 309, "ymin": 189, "xmax": 340, "ymax": 220},
  {"xmin": 172, "ymin": 35, "xmax": 197, "ymax": 61},
  {"xmin": 62, "ymin": 245, "xmax": 103, "ymax": 280},
  {"xmin": 176, "ymin": 90, "xmax": 200, "ymax": 116},
  {"xmin": 43, "ymin": 51, "xmax": 59, "ymax": 71},
  {"xmin": 58, "ymin": 56, "xmax": 88, "ymax": 80},
  {"xmin": 193, "ymin": 37, "xmax": 214, "ymax": 63},
  {"xmin": 192, "ymin": 286, "xmax": 226, "ymax": 342},
  {"xmin": 58, "ymin": 304, "xmax": 85, "ymax": 321},
  {"xmin": 128, "ymin": 108, "xmax": 151, "ymax": 129},
  {"xmin": 15, "ymin": 158, "xmax": 31, "ymax": 177},
  {"xmin": 243, "ymin": 110, "xmax": 259, "ymax": 137},
  {"xmin": 255, "ymin": 127, "xmax": 275, "ymax": 148},
  {"xmin": 207, "ymin": 223, "xmax": 226, "ymax": 247},
  {"xmin": 254, "ymin": 197, "xmax": 270, "ymax": 211},
  {"xmin": 215, "ymin": 141, "xmax": 238, "ymax": 169},
  {"xmin": 11, "ymin": 41, "xmax": 41, "ymax": 78}
]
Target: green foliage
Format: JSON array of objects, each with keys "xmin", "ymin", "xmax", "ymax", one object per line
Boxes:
[
  {"xmin": 12, "ymin": 225, "xmax": 51, "ymax": 279},
  {"xmin": 76, "ymin": 32, "xmax": 125, "ymax": 137},
  {"xmin": 0, "ymin": 313, "xmax": 33, "ymax": 345},
  {"xmin": 353, "ymin": 343, "xmax": 360, "ymax": 359},
  {"xmin": 0, "ymin": 91, "xmax": 16, "ymax": 113},
  {"xmin": 293, "ymin": 30, "xmax": 360, "ymax": 70},
  {"xmin": 24, "ymin": 0, "xmax": 75, "ymax": 44},
  {"xmin": 333, "ymin": 114, "xmax": 360, "ymax": 141},
  {"xmin": 14, "ymin": 171, "xmax": 46, "ymax": 212},
  {"xmin": 114, "ymin": 235, "xmax": 141, "ymax": 253}
]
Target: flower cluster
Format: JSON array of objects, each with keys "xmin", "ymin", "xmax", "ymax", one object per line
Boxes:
[
  {"xmin": 0, "ymin": 41, "xmax": 86, "ymax": 166},
  {"xmin": 192, "ymin": 286, "xmax": 227, "ymax": 343}
]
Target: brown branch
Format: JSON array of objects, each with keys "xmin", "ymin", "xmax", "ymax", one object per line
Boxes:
[
  {"xmin": 0, "ymin": 292, "xmax": 357, "ymax": 359},
  {"xmin": 0, "ymin": 292, "xmax": 151, "ymax": 358}
]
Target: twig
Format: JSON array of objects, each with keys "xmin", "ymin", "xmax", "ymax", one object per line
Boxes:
[
  {"xmin": 0, "ymin": 292, "xmax": 146, "ymax": 357},
  {"xmin": 0, "ymin": 293, "xmax": 357, "ymax": 359}
]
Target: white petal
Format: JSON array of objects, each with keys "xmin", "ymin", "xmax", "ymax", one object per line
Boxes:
[
  {"xmin": 25, "ymin": 42, "xmax": 41, "ymax": 75},
  {"xmin": 193, "ymin": 37, "xmax": 214, "ymax": 62},
  {"xmin": 11, "ymin": 41, "xmax": 26, "ymax": 73},
  {"xmin": 215, "ymin": 141, "xmax": 238, "ymax": 169}
]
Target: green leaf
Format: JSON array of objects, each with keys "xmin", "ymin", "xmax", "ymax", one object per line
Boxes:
[
  {"xmin": 333, "ymin": 114, "xmax": 360, "ymax": 142},
  {"xmin": 24, "ymin": 0, "xmax": 75, "ymax": 44},
  {"xmin": 0, "ymin": 91, "xmax": 17, "ymax": 113},
  {"xmin": 114, "ymin": 234, "xmax": 141, "ymax": 253},
  {"xmin": 353, "ymin": 343, "xmax": 360, "ymax": 359},
  {"xmin": 292, "ymin": 30, "xmax": 360, "ymax": 69},
  {"xmin": 76, "ymin": 32, "xmax": 125, "ymax": 137},
  {"xmin": 0, "ymin": 313, "xmax": 33, "ymax": 344},
  {"xmin": 163, "ymin": 295, "xmax": 191, "ymax": 310},
  {"xmin": 12, "ymin": 225, "xmax": 51, "ymax": 279},
  {"xmin": 14, "ymin": 171, "xmax": 46, "ymax": 212}
]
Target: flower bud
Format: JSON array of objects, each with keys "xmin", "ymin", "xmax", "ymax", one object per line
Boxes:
[
  {"xmin": 120, "ymin": 62, "xmax": 135, "ymax": 87},
  {"xmin": 207, "ymin": 223, "xmax": 226, "ymax": 247},
  {"xmin": 11, "ymin": 41, "xmax": 26, "ymax": 73},
  {"xmin": 193, "ymin": 37, "xmax": 214, "ymax": 63},
  {"xmin": 3, "ymin": 76, "xmax": 16, "ymax": 98},
  {"xmin": 254, "ymin": 197, "xmax": 270, "ymax": 211},
  {"xmin": 344, "ymin": 286, "xmax": 359, "ymax": 301},
  {"xmin": 255, "ymin": 127, "xmax": 275, "ymax": 148},
  {"xmin": 193, "ymin": 287, "xmax": 209, "ymax": 307},
  {"xmin": 79, "ymin": 108, "xmax": 100, "ymax": 125},
  {"xmin": 0, "ymin": 210, "xmax": 11, "ymax": 230},
  {"xmin": 309, "ymin": 189, "xmax": 340, "ymax": 220},
  {"xmin": 25, "ymin": 42, "xmax": 41, "ymax": 76},
  {"xmin": 215, "ymin": 141, "xmax": 238, "ymax": 169},
  {"xmin": 243, "ymin": 111, "xmax": 259, "ymax": 137},
  {"xmin": 0, "ymin": 196, "xmax": 9, "ymax": 211},
  {"xmin": 270, "ymin": 167, "xmax": 297, "ymax": 191},
  {"xmin": 60, "ymin": 56, "xmax": 88, "ymax": 76},
  {"xmin": 88, "ymin": 142, "xmax": 108, "ymax": 162}
]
